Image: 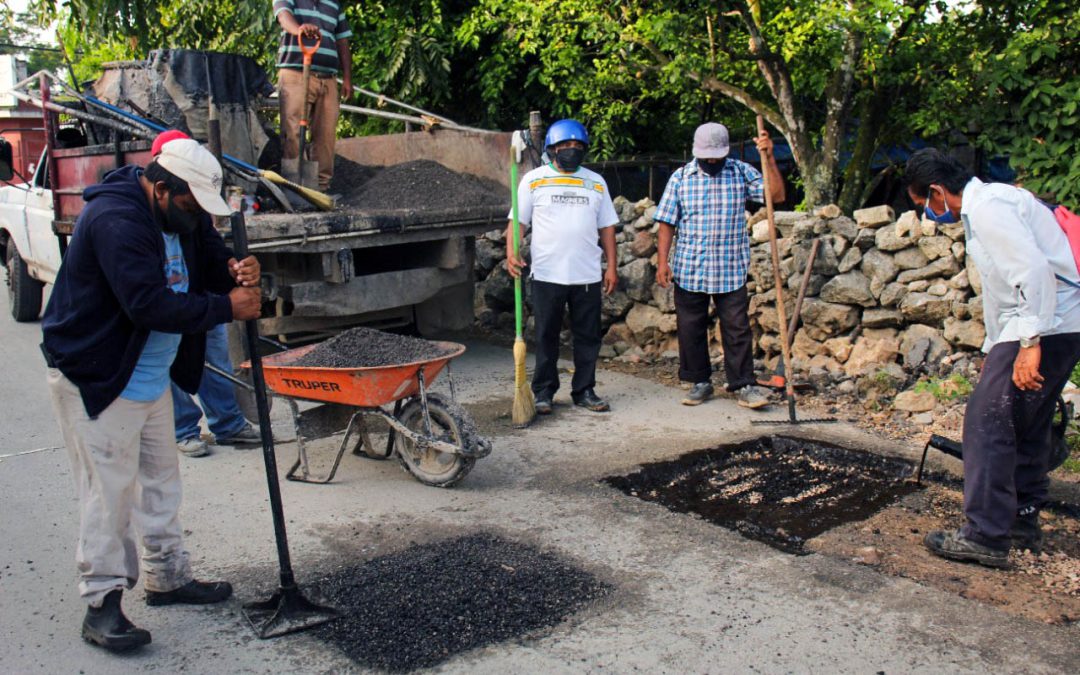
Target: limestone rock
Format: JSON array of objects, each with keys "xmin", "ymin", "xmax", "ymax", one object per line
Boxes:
[
  {"xmin": 630, "ymin": 230, "xmax": 656, "ymax": 258},
  {"xmin": 481, "ymin": 265, "xmax": 515, "ymax": 310},
  {"xmin": 793, "ymin": 239, "xmax": 840, "ymax": 276},
  {"xmin": 941, "ymin": 222, "xmax": 966, "ymax": 241},
  {"xmin": 816, "ymin": 204, "xmax": 843, "ymax": 219},
  {"xmin": 918, "ymin": 236, "xmax": 953, "ymax": 261},
  {"xmin": 620, "ymin": 258, "xmax": 656, "ymax": 302},
  {"xmin": 837, "ymin": 247, "xmax": 863, "ymax": 274},
  {"xmin": 633, "ymin": 197, "xmax": 655, "ymax": 216},
  {"xmin": 862, "ymin": 308, "xmax": 904, "ymax": 328},
  {"xmin": 894, "ymin": 247, "xmax": 930, "ymax": 270},
  {"xmin": 879, "ymin": 282, "xmax": 908, "ymax": 308},
  {"xmin": 820, "ymin": 271, "xmax": 876, "ymax": 307},
  {"xmin": 894, "ymin": 390, "xmax": 936, "ymax": 413},
  {"xmin": 787, "ymin": 272, "xmax": 826, "ymax": 297},
  {"xmin": 830, "ymin": 234, "xmax": 850, "ymax": 258},
  {"xmin": 844, "ymin": 337, "xmax": 900, "ymax": 376},
  {"xmin": 853, "ymin": 228, "xmax": 877, "ymax": 252},
  {"xmin": 875, "ymin": 223, "xmax": 916, "ymax": 252},
  {"xmin": 919, "ymin": 216, "xmax": 938, "ymax": 237},
  {"xmin": 751, "ymin": 220, "xmax": 771, "ymax": 243},
  {"xmin": 829, "ymin": 215, "xmax": 858, "ymax": 241},
  {"xmin": 907, "ymin": 279, "xmax": 930, "ymax": 293},
  {"xmin": 894, "ymin": 210, "xmax": 920, "ymax": 238},
  {"xmin": 854, "ymin": 204, "xmax": 895, "ymax": 229},
  {"xmin": 948, "ymin": 270, "xmax": 970, "ymax": 290},
  {"xmin": 475, "ymin": 237, "xmax": 506, "ymax": 275},
  {"xmin": 966, "ymin": 256, "xmax": 982, "ymax": 295},
  {"xmin": 791, "ymin": 217, "xmax": 820, "ymax": 241},
  {"xmin": 899, "ymin": 292, "xmax": 952, "ymax": 324},
  {"xmin": 792, "ymin": 329, "xmax": 824, "ymax": 362},
  {"xmin": 601, "ymin": 290, "xmax": 634, "ymax": 320},
  {"xmin": 951, "ymin": 241, "xmax": 966, "ymax": 260},
  {"xmin": 896, "ymin": 256, "xmax": 961, "ymax": 284},
  {"xmin": 861, "ymin": 249, "xmax": 899, "ymax": 286},
  {"xmin": 604, "ymin": 322, "xmax": 634, "ymax": 345},
  {"xmin": 824, "ymin": 337, "xmax": 854, "ymax": 363},
  {"xmin": 927, "ymin": 282, "xmax": 948, "ymax": 297},
  {"xmin": 652, "ymin": 283, "xmax": 676, "ymax": 313},
  {"xmin": 800, "ymin": 298, "xmax": 861, "ymax": 339},
  {"xmin": 944, "ymin": 317, "xmax": 986, "ymax": 350},
  {"xmin": 900, "ymin": 324, "xmax": 951, "ymax": 369},
  {"xmin": 626, "ymin": 303, "xmax": 664, "ymax": 336},
  {"xmin": 970, "ymin": 298, "xmax": 984, "ymax": 322}
]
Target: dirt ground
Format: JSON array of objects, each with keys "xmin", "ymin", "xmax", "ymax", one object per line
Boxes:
[{"xmin": 594, "ymin": 354, "xmax": 1080, "ymax": 626}]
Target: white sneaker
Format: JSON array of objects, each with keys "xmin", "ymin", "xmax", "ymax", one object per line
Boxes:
[{"xmin": 177, "ymin": 436, "xmax": 210, "ymax": 457}]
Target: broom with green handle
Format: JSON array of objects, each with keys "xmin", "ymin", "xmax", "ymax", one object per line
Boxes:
[{"xmin": 510, "ymin": 132, "xmax": 536, "ymax": 427}]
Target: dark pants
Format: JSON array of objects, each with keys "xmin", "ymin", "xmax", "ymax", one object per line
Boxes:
[
  {"xmin": 531, "ymin": 278, "xmax": 602, "ymax": 400},
  {"xmin": 961, "ymin": 333, "xmax": 1080, "ymax": 551},
  {"xmin": 674, "ymin": 283, "xmax": 755, "ymax": 390}
]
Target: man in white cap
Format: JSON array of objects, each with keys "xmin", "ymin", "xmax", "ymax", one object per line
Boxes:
[
  {"xmin": 42, "ymin": 135, "xmax": 262, "ymax": 652},
  {"xmin": 654, "ymin": 123, "xmax": 785, "ymax": 408}
]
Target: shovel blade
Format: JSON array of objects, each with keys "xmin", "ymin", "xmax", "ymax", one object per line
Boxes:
[{"xmin": 242, "ymin": 586, "xmax": 340, "ymax": 639}]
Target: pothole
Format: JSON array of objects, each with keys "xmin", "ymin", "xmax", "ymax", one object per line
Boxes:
[
  {"xmin": 605, "ymin": 435, "xmax": 917, "ymax": 554},
  {"xmin": 310, "ymin": 532, "xmax": 612, "ymax": 672}
]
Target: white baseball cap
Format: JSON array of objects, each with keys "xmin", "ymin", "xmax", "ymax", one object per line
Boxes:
[
  {"xmin": 692, "ymin": 122, "xmax": 730, "ymax": 159},
  {"xmin": 154, "ymin": 138, "xmax": 232, "ymax": 216}
]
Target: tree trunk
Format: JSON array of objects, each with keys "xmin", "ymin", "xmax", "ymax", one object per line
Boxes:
[{"xmin": 838, "ymin": 88, "xmax": 890, "ymax": 213}]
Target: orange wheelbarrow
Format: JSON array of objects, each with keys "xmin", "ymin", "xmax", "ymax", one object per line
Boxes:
[{"xmin": 236, "ymin": 340, "xmax": 491, "ymax": 487}]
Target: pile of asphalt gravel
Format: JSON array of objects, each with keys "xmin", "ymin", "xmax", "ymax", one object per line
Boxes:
[
  {"xmin": 332, "ymin": 159, "xmax": 506, "ymax": 210},
  {"xmin": 291, "ymin": 327, "xmax": 452, "ymax": 369},
  {"xmin": 313, "ymin": 533, "xmax": 611, "ymax": 672}
]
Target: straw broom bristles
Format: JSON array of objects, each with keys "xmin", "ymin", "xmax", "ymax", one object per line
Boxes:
[{"xmin": 512, "ymin": 335, "xmax": 535, "ymax": 427}]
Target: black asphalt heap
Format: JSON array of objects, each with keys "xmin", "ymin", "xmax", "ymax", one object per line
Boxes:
[
  {"xmin": 606, "ymin": 435, "xmax": 916, "ymax": 554},
  {"xmin": 331, "ymin": 159, "xmax": 505, "ymax": 210},
  {"xmin": 291, "ymin": 327, "xmax": 452, "ymax": 369},
  {"xmin": 313, "ymin": 533, "xmax": 611, "ymax": 672}
]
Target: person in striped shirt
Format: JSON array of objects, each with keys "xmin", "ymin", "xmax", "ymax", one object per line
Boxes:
[{"xmin": 274, "ymin": 0, "xmax": 353, "ymax": 190}]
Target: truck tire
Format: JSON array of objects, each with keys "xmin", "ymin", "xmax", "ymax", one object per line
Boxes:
[{"xmin": 6, "ymin": 239, "xmax": 44, "ymax": 322}]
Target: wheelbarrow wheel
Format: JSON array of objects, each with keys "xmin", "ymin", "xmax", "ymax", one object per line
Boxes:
[{"xmin": 395, "ymin": 393, "xmax": 476, "ymax": 488}]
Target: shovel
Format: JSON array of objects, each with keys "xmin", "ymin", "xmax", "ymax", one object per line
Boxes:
[
  {"xmin": 229, "ymin": 210, "xmax": 340, "ymax": 638},
  {"xmin": 280, "ymin": 33, "xmax": 322, "ymax": 189}
]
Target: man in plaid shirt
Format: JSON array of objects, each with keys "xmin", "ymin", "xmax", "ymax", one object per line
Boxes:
[{"xmin": 655, "ymin": 122, "xmax": 785, "ymax": 408}]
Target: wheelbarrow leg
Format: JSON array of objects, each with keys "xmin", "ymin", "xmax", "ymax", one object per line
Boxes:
[
  {"xmin": 417, "ymin": 369, "xmax": 433, "ymax": 436},
  {"xmin": 287, "ymin": 410, "xmax": 363, "ymax": 484},
  {"xmin": 380, "ymin": 399, "xmax": 402, "ymax": 459}
]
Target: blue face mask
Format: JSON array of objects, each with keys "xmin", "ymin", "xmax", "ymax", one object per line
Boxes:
[{"xmin": 924, "ymin": 187, "xmax": 958, "ymax": 224}]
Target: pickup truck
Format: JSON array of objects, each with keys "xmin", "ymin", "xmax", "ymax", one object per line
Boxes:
[{"xmin": 0, "ymin": 119, "xmax": 519, "ymax": 343}]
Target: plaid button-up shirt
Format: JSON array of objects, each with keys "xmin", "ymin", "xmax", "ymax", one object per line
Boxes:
[{"xmin": 654, "ymin": 158, "xmax": 765, "ymax": 294}]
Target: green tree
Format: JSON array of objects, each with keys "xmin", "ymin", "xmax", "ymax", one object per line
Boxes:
[{"xmin": 0, "ymin": 11, "xmax": 65, "ymax": 76}]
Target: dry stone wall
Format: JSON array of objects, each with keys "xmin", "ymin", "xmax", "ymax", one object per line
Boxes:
[{"xmin": 473, "ymin": 196, "xmax": 986, "ymax": 388}]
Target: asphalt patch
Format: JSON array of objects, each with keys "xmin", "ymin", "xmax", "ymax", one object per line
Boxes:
[
  {"xmin": 312, "ymin": 533, "xmax": 611, "ymax": 672},
  {"xmin": 606, "ymin": 435, "xmax": 916, "ymax": 554},
  {"xmin": 291, "ymin": 326, "xmax": 452, "ymax": 369}
]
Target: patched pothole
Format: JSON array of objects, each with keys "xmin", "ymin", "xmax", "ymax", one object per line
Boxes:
[
  {"xmin": 605, "ymin": 435, "xmax": 916, "ymax": 554},
  {"xmin": 310, "ymin": 532, "xmax": 611, "ymax": 672}
]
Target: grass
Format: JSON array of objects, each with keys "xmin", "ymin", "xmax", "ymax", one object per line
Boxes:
[{"xmin": 914, "ymin": 373, "xmax": 974, "ymax": 402}]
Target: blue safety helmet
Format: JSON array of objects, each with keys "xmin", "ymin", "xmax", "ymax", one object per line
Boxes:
[{"xmin": 544, "ymin": 119, "xmax": 590, "ymax": 150}]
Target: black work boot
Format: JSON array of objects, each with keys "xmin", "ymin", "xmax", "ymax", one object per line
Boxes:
[
  {"xmin": 145, "ymin": 579, "xmax": 233, "ymax": 606},
  {"xmin": 924, "ymin": 529, "xmax": 1010, "ymax": 569},
  {"xmin": 572, "ymin": 389, "xmax": 610, "ymax": 412},
  {"xmin": 82, "ymin": 590, "xmax": 152, "ymax": 652},
  {"xmin": 1010, "ymin": 507, "xmax": 1044, "ymax": 554}
]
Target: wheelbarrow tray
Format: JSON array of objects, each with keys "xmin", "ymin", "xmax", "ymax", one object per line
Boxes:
[{"xmin": 242, "ymin": 341, "xmax": 465, "ymax": 407}]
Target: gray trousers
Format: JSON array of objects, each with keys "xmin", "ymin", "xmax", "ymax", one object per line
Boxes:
[
  {"xmin": 960, "ymin": 333, "xmax": 1080, "ymax": 551},
  {"xmin": 48, "ymin": 369, "xmax": 193, "ymax": 606}
]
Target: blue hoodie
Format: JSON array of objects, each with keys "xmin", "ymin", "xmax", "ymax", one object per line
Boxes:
[{"xmin": 42, "ymin": 165, "xmax": 236, "ymax": 417}]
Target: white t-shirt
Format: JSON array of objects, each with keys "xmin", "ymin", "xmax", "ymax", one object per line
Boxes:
[{"xmin": 510, "ymin": 163, "xmax": 619, "ymax": 285}]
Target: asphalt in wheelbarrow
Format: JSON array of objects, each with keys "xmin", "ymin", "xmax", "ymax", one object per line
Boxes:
[{"xmin": 290, "ymin": 326, "xmax": 454, "ymax": 369}]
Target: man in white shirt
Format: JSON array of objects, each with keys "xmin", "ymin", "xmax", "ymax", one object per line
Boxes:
[
  {"xmin": 506, "ymin": 119, "xmax": 619, "ymax": 414},
  {"xmin": 906, "ymin": 148, "xmax": 1080, "ymax": 568}
]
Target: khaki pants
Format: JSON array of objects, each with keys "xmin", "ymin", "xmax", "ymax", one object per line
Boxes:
[
  {"xmin": 278, "ymin": 68, "xmax": 339, "ymax": 190},
  {"xmin": 48, "ymin": 369, "xmax": 193, "ymax": 607}
]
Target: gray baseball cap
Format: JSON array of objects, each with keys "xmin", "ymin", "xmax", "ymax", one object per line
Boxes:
[{"xmin": 692, "ymin": 122, "xmax": 730, "ymax": 159}]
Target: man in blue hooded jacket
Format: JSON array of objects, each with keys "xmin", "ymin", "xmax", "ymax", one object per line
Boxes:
[{"xmin": 42, "ymin": 137, "xmax": 262, "ymax": 651}]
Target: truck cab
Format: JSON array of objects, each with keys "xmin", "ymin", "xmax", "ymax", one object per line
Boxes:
[{"xmin": 0, "ymin": 142, "xmax": 61, "ymax": 321}]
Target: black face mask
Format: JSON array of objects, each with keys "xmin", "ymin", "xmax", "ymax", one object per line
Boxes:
[
  {"xmin": 554, "ymin": 147, "xmax": 585, "ymax": 173},
  {"xmin": 155, "ymin": 195, "xmax": 202, "ymax": 235},
  {"xmin": 698, "ymin": 158, "xmax": 726, "ymax": 176}
]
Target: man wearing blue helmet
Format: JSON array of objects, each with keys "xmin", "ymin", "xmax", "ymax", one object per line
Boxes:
[{"xmin": 506, "ymin": 119, "xmax": 620, "ymax": 414}]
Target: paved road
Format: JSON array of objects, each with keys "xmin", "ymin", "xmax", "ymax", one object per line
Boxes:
[{"xmin": 1, "ymin": 289, "xmax": 1077, "ymax": 673}]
